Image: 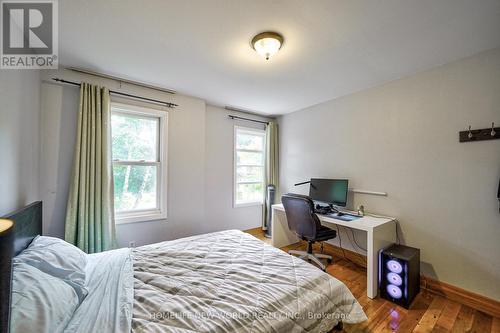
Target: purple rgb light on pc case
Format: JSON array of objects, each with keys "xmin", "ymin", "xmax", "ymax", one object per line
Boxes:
[
  {"xmin": 387, "ymin": 272, "xmax": 403, "ymax": 286},
  {"xmin": 386, "ymin": 284, "xmax": 403, "ymax": 299},
  {"xmin": 379, "ymin": 244, "xmax": 420, "ymax": 308},
  {"xmin": 386, "ymin": 260, "xmax": 403, "ymax": 274}
]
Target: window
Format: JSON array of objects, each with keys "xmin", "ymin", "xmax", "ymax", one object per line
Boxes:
[
  {"xmin": 111, "ymin": 103, "xmax": 167, "ymax": 224},
  {"xmin": 234, "ymin": 126, "xmax": 266, "ymax": 207}
]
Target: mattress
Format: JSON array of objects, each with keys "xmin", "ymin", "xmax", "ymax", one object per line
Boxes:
[{"xmin": 131, "ymin": 230, "xmax": 367, "ymax": 332}]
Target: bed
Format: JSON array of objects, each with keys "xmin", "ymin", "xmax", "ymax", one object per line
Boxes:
[{"xmin": 2, "ymin": 202, "xmax": 367, "ymax": 333}]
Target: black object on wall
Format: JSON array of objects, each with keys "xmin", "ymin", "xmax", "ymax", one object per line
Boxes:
[
  {"xmin": 497, "ymin": 179, "xmax": 500, "ymax": 213},
  {"xmin": 379, "ymin": 244, "xmax": 420, "ymax": 309},
  {"xmin": 459, "ymin": 123, "xmax": 499, "ymax": 142}
]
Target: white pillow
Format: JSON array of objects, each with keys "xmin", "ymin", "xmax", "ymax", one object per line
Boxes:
[
  {"xmin": 14, "ymin": 236, "xmax": 88, "ymax": 301},
  {"xmin": 10, "ymin": 262, "xmax": 79, "ymax": 333}
]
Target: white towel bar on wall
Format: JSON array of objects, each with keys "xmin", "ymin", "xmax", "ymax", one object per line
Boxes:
[{"xmin": 350, "ymin": 189, "xmax": 388, "ymax": 197}]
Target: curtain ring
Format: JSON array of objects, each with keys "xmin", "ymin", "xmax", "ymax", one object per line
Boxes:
[
  {"xmin": 491, "ymin": 122, "xmax": 496, "ymax": 137},
  {"xmin": 468, "ymin": 125, "xmax": 473, "ymax": 139}
]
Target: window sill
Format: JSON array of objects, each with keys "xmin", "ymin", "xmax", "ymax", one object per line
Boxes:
[
  {"xmin": 115, "ymin": 211, "xmax": 167, "ymax": 225},
  {"xmin": 234, "ymin": 202, "xmax": 263, "ymax": 208}
]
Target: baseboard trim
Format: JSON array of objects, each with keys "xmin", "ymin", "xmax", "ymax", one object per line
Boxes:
[
  {"xmin": 324, "ymin": 244, "xmax": 500, "ymax": 318},
  {"xmin": 420, "ymin": 275, "xmax": 500, "ymax": 318},
  {"xmin": 245, "ymin": 228, "xmax": 500, "ymax": 317},
  {"xmin": 302, "ymin": 241, "xmax": 500, "ymax": 318}
]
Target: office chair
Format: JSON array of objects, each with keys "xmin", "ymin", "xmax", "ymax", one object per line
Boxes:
[{"xmin": 281, "ymin": 193, "xmax": 337, "ymax": 271}]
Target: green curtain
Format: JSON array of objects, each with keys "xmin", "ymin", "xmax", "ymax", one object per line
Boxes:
[
  {"xmin": 263, "ymin": 121, "xmax": 279, "ymax": 230},
  {"xmin": 64, "ymin": 82, "xmax": 116, "ymax": 253}
]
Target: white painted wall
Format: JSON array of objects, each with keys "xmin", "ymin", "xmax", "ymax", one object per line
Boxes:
[
  {"xmin": 39, "ymin": 70, "xmax": 266, "ymax": 247},
  {"xmin": 39, "ymin": 83, "xmax": 79, "ymax": 237},
  {"xmin": 0, "ymin": 71, "xmax": 41, "ymax": 216},
  {"xmin": 204, "ymin": 105, "xmax": 268, "ymax": 233},
  {"xmin": 278, "ymin": 47, "xmax": 500, "ymax": 300}
]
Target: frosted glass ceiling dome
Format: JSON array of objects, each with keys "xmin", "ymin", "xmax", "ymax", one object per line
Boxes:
[{"xmin": 251, "ymin": 32, "xmax": 284, "ymax": 60}]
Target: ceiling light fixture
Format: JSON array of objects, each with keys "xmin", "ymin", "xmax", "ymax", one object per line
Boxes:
[{"xmin": 251, "ymin": 32, "xmax": 284, "ymax": 60}]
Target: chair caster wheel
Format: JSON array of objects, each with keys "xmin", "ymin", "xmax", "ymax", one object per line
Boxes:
[{"xmin": 327, "ymin": 258, "xmax": 332, "ymax": 264}]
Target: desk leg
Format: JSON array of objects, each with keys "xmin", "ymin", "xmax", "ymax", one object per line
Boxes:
[
  {"xmin": 367, "ymin": 221, "xmax": 396, "ymax": 299},
  {"xmin": 271, "ymin": 208, "xmax": 299, "ymax": 248}
]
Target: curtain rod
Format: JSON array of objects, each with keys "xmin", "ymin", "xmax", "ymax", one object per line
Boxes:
[
  {"xmin": 51, "ymin": 78, "xmax": 178, "ymax": 108},
  {"xmin": 67, "ymin": 67, "xmax": 176, "ymax": 94},
  {"xmin": 228, "ymin": 115, "xmax": 269, "ymax": 125}
]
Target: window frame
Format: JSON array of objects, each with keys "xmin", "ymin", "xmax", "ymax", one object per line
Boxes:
[
  {"xmin": 233, "ymin": 125, "xmax": 267, "ymax": 208},
  {"xmin": 111, "ymin": 102, "xmax": 168, "ymax": 224}
]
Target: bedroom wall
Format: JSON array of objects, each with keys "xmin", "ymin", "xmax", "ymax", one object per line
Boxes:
[
  {"xmin": 40, "ymin": 69, "xmax": 206, "ymax": 246},
  {"xmin": 39, "ymin": 69, "xmax": 265, "ymax": 247},
  {"xmin": 204, "ymin": 105, "xmax": 269, "ymax": 233},
  {"xmin": 278, "ymin": 47, "xmax": 500, "ymax": 300},
  {"xmin": 0, "ymin": 70, "xmax": 41, "ymax": 216}
]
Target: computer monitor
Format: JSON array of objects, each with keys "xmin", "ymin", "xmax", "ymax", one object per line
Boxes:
[{"xmin": 309, "ymin": 178, "xmax": 349, "ymax": 207}]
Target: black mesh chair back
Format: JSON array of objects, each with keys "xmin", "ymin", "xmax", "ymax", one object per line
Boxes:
[{"xmin": 281, "ymin": 193, "xmax": 321, "ymax": 240}]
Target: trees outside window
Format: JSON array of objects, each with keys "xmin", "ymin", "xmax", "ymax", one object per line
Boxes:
[
  {"xmin": 111, "ymin": 103, "xmax": 167, "ymax": 224},
  {"xmin": 234, "ymin": 126, "xmax": 266, "ymax": 207}
]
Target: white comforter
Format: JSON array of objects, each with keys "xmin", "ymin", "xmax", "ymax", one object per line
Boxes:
[{"xmin": 131, "ymin": 230, "xmax": 367, "ymax": 332}]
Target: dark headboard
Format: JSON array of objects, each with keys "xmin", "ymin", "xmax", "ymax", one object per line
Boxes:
[{"xmin": 0, "ymin": 201, "xmax": 42, "ymax": 333}]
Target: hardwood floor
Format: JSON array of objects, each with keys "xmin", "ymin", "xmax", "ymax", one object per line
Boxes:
[{"xmin": 247, "ymin": 229, "xmax": 500, "ymax": 333}]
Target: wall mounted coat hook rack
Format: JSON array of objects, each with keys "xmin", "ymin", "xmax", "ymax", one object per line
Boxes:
[{"xmin": 459, "ymin": 123, "xmax": 500, "ymax": 142}]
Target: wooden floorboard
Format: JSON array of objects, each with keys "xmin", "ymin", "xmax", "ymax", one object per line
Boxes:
[
  {"xmin": 246, "ymin": 229, "xmax": 500, "ymax": 333},
  {"xmin": 470, "ymin": 310, "xmax": 493, "ymax": 333},
  {"xmin": 413, "ymin": 296, "xmax": 447, "ymax": 332},
  {"xmin": 491, "ymin": 317, "xmax": 500, "ymax": 333},
  {"xmin": 451, "ymin": 306, "xmax": 475, "ymax": 332},
  {"xmin": 432, "ymin": 300, "xmax": 461, "ymax": 332}
]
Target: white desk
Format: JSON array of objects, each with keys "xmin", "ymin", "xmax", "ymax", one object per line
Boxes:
[{"xmin": 271, "ymin": 203, "xmax": 396, "ymax": 299}]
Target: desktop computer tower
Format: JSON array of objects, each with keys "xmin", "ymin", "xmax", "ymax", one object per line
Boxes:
[{"xmin": 379, "ymin": 244, "xmax": 420, "ymax": 308}]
